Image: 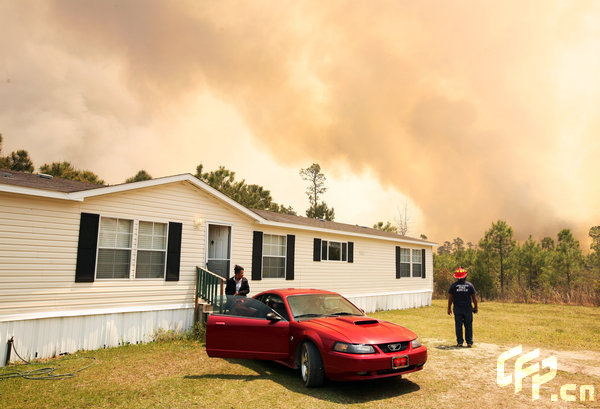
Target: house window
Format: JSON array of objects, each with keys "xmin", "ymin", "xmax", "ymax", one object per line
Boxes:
[
  {"xmin": 412, "ymin": 249, "xmax": 422, "ymax": 277},
  {"xmin": 321, "ymin": 241, "xmax": 348, "ymax": 262},
  {"xmin": 96, "ymin": 217, "xmax": 133, "ymax": 279},
  {"xmin": 96, "ymin": 218, "xmax": 169, "ymax": 280},
  {"xmin": 136, "ymin": 221, "xmax": 168, "ymax": 279},
  {"xmin": 76, "ymin": 213, "xmax": 182, "ymax": 283},
  {"xmin": 263, "ymin": 234, "xmax": 286, "ymax": 279},
  {"xmin": 400, "ymin": 248, "xmax": 411, "ymax": 277}
]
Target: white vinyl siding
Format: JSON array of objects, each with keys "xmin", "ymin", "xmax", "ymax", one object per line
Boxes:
[
  {"xmin": 136, "ymin": 221, "xmax": 167, "ymax": 279},
  {"xmin": 0, "ymin": 182, "xmax": 257, "ymax": 319},
  {"xmin": 262, "ymin": 234, "xmax": 286, "ymax": 279},
  {"xmin": 96, "ymin": 217, "xmax": 133, "ymax": 279},
  {"xmin": 0, "ymin": 179, "xmax": 433, "ymax": 324},
  {"xmin": 255, "ymin": 228, "xmax": 432, "ymax": 297}
]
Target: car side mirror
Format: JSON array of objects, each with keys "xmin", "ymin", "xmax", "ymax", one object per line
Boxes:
[{"xmin": 266, "ymin": 312, "xmax": 282, "ymax": 322}]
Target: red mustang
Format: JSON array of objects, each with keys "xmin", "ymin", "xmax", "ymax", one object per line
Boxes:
[{"xmin": 206, "ymin": 288, "xmax": 427, "ymax": 387}]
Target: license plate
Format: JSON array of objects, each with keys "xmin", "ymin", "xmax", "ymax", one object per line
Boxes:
[{"xmin": 392, "ymin": 355, "xmax": 409, "ymax": 369}]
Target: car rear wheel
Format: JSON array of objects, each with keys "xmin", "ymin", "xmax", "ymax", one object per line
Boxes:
[{"xmin": 300, "ymin": 342, "xmax": 324, "ymax": 387}]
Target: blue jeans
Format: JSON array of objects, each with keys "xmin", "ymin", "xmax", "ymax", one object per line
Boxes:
[{"xmin": 453, "ymin": 307, "xmax": 473, "ymax": 345}]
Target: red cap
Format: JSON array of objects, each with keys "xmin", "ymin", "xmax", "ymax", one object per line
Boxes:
[{"xmin": 454, "ymin": 267, "xmax": 467, "ymax": 279}]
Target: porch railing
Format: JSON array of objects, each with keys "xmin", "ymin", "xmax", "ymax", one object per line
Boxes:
[{"xmin": 195, "ymin": 267, "xmax": 226, "ymax": 321}]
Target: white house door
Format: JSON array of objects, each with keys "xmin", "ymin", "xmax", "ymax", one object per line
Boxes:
[{"xmin": 207, "ymin": 224, "xmax": 231, "ymax": 279}]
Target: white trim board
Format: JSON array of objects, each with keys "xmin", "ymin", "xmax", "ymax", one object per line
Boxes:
[
  {"xmin": 0, "ymin": 303, "xmax": 195, "ymax": 323},
  {"xmin": 343, "ymin": 289, "xmax": 433, "ymax": 298}
]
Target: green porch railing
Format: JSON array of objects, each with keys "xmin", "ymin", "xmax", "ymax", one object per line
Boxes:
[{"xmin": 195, "ymin": 267, "xmax": 226, "ymax": 321}]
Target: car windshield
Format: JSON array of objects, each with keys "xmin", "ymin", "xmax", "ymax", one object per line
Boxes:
[{"xmin": 287, "ymin": 294, "xmax": 363, "ymax": 321}]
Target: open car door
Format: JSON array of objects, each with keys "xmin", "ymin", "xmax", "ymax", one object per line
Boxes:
[{"xmin": 206, "ymin": 296, "xmax": 290, "ymax": 360}]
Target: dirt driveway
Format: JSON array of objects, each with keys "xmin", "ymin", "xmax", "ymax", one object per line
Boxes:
[{"xmin": 422, "ymin": 339, "xmax": 600, "ymax": 408}]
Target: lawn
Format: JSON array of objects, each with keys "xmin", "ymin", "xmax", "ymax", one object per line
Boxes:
[{"xmin": 1, "ymin": 300, "xmax": 599, "ymax": 408}]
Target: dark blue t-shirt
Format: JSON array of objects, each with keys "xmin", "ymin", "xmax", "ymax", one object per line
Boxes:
[{"xmin": 448, "ymin": 280, "xmax": 476, "ymax": 308}]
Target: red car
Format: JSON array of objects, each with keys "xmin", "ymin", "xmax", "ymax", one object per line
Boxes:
[{"xmin": 206, "ymin": 288, "xmax": 427, "ymax": 387}]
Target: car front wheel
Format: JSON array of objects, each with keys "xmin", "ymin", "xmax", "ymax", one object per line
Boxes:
[{"xmin": 300, "ymin": 342, "xmax": 324, "ymax": 387}]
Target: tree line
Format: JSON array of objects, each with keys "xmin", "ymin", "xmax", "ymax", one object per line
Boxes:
[
  {"xmin": 435, "ymin": 220, "xmax": 600, "ymax": 306},
  {"xmin": 5, "ymin": 135, "xmax": 599, "ymax": 305},
  {"xmin": 0, "ymin": 134, "xmax": 339, "ymax": 220},
  {"xmin": 0, "ymin": 133, "xmax": 106, "ymax": 184}
]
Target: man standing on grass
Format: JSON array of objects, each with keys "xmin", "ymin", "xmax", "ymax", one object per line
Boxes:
[{"xmin": 448, "ymin": 267, "xmax": 478, "ymax": 347}]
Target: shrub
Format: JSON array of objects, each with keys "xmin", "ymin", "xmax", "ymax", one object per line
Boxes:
[{"xmin": 153, "ymin": 322, "xmax": 206, "ymax": 343}]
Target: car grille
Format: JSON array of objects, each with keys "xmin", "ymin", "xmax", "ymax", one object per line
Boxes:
[{"xmin": 378, "ymin": 341, "xmax": 409, "ymax": 353}]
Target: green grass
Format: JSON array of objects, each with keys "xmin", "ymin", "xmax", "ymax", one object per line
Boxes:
[
  {"xmin": 373, "ymin": 300, "xmax": 600, "ymax": 351},
  {"xmin": 1, "ymin": 301, "xmax": 599, "ymax": 408}
]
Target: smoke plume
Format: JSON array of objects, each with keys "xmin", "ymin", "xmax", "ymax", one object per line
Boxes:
[{"xmin": 2, "ymin": 0, "xmax": 599, "ymax": 244}]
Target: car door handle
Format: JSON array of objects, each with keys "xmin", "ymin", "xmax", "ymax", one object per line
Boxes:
[{"xmin": 215, "ymin": 322, "xmax": 226, "ymax": 326}]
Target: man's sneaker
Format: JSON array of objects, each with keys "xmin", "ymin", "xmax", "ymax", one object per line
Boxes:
[
  {"xmin": 456, "ymin": 343, "xmax": 463, "ymax": 348},
  {"xmin": 467, "ymin": 344, "xmax": 473, "ymax": 348}
]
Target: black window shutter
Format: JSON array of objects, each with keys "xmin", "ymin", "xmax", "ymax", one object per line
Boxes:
[
  {"xmin": 252, "ymin": 231, "xmax": 263, "ymax": 281},
  {"xmin": 75, "ymin": 212, "xmax": 100, "ymax": 283},
  {"xmin": 286, "ymin": 235, "xmax": 295, "ymax": 280},
  {"xmin": 348, "ymin": 242, "xmax": 354, "ymax": 263},
  {"xmin": 421, "ymin": 249, "xmax": 427, "ymax": 279},
  {"xmin": 165, "ymin": 222, "xmax": 182, "ymax": 281},
  {"xmin": 313, "ymin": 238, "xmax": 321, "ymax": 262},
  {"xmin": 395, "ymin": 246, "xmax": 401, "ymax": 279}
]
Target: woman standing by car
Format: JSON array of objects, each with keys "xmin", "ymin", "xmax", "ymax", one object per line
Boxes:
[{"xmin": 225, "ymin": 264, "xmax": 249, "ymax": 296}]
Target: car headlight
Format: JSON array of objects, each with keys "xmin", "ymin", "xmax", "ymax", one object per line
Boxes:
[
  {"xmin": 411, "ymin": 337, "xmax": 422, "ymax": 349},
  {"xmin": 333, "ymin": 342, "xmax": 375, "ymax": 354}
]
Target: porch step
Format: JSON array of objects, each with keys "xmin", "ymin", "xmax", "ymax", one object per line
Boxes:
[{"xmin": 195, "ymin": 302, "xmax": 214, "ymax": 326}]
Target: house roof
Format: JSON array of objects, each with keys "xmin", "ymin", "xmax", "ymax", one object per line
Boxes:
[
  {"xmin": 251, "ymin": 208, "xmax": 431, "ymax": 244},
  {"xmin": 0, "ymin": 169, "xmax": 435, "ymax": 246},
  {"xmin": 0, "ymin": 168, "xmax": 103, "ymax": 193}
]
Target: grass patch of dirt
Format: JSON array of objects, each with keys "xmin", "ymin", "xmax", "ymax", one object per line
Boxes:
[{"xmin": 1, "ymin": 301, "xmax": 599, "ymax": 408}]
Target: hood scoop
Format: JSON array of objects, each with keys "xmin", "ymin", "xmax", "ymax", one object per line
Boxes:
[
  {"xmin": 336, "ymin": 317, "xmax": 379, "ymax": 325},
  {"xmin": 355, "ymin": 319, "xmax": 379, "ymax": 325}
]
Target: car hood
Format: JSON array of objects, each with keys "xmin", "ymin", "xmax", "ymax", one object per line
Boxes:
[{"xmin": 299, "ymin": 316, "xmax": 417, "ymax": 344}]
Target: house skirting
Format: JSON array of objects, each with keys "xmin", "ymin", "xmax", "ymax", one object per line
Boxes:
[
  {"xmin": 0, "ymin": 305, "xmax": 194, "ymax": 366},
  {"xmin": 0, "ymin": 291, "xmax": 432, "ymax": 366},
  {"xmin": 344, "ymin": 290, "xmax": 432, "ymax": 313}
]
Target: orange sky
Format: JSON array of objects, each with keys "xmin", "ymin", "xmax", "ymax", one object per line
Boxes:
[{"xmin": 2, "ymin": 0, "xmax": 600, "ymax": 246}]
